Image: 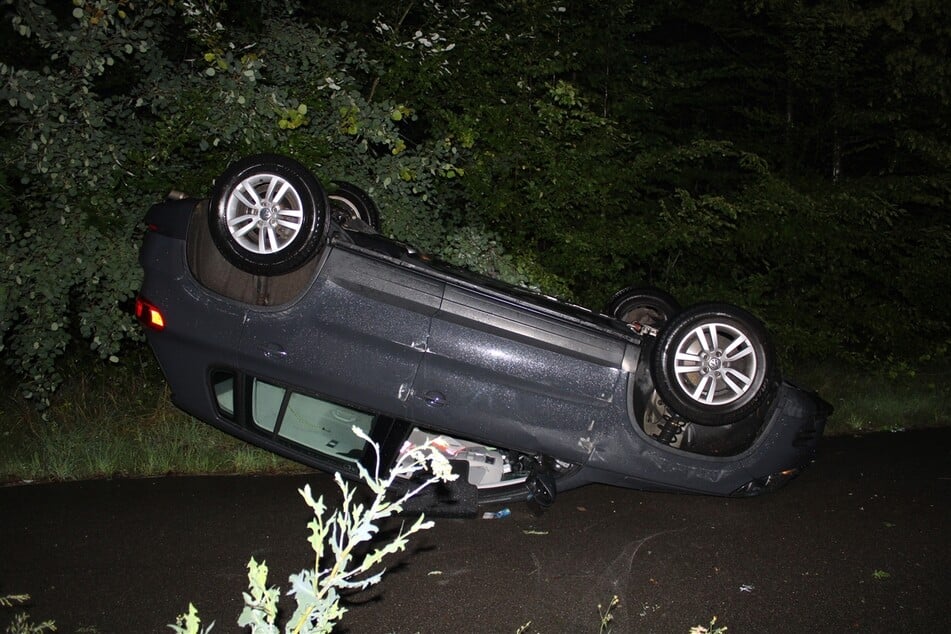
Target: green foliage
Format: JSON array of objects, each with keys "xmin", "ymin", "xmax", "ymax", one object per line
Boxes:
[
  {"xmin": 356, "ymin": 0, "xmax": 949, "ymax": 366},
  {"xmin": 689, "ymin": 616, "xmax": 727, "ymax": 634},
  {"xmin": 1, "ymin": 594, "xmax": 56, "ymax": 633},
  {"xmin": 169, "ymin": 603, "xmax": 207, "ymax": 634},
  {"xmin": 439, "ymin": 226, "xmax": 570, "ymax": 296},
  {"xmin": 169, "ymin": 428, "xmax": 457, "ymax": 634},
  {"xmin": 0, "ymin": 349, "xmax": 309, "ymax": 480},
  {"xmin": 0, "ymin": 0, "xmax": 471, "ymax": 404},
  {"xmin": 598, "ymin": 595, "xmax": 620, "ymax": 633},
  {"xmin": 1, "ymin": 0, "xmax": 948, "ymax": 403}
]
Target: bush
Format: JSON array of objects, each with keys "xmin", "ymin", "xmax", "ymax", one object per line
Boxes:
[{"xmin": 0, "ymin": 0, "xmax": 503, "ymax": 405}]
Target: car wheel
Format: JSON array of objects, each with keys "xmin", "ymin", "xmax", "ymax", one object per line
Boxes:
[
  {"xmin": 329, "ymin": 181, "xmax": 381, "ymax": 231},
  {"xmin": 605, "ymin": 286, "xmax": 680, "ymax": 328},
  {"xmin": 208, "ymin": 154, "xmax": 328, "ymax": 276},
  {"xmin": 651, "ymin": 303, "xmax": 778, "ymax": 426}
]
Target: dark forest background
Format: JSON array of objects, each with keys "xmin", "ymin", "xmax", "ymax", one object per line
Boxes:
[{"xmin": 0, "ymin": 0, "xmax": 948, "ymax": 404}]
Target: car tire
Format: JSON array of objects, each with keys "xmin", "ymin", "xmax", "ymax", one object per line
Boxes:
[
  {"xmin": 208, "ymin": 154, "xmax": 328, "ymax": 276},
  {"xmin": 605, "ymin": 286, "xmax": 680, "ymax": 328},
  {"xmin": 651, "ymin": 303, "xmax": 778, "ymax": 426},
  {"xmin": 329, "ymin": 181, "xmax": 381, "ymax": 231}
]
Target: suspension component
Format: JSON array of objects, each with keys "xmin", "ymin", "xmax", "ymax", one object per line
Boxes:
[
  {"xmin": 653, "ymin": 412, "xmax": 686, "ymax": 446},
  {"xmin": 627, "ymin": 321, "xmax": 660, "ymax": 337},
  {"xmin": 525, "ymin": 456, "xmax": 558, "ymax": 508}
]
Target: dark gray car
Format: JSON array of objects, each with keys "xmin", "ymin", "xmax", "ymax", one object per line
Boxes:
[{"xmin": 137, "ymin": 154, "xmax": 830, "ymax": 509}]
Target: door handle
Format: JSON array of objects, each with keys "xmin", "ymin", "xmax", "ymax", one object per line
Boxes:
[
  {"xmin": 420, "ymin": 390, "xmax": 448, "ymax": 408},
  {"xmin": 258, "ymin": 342, "xmax": 287, "ymax": 359}
]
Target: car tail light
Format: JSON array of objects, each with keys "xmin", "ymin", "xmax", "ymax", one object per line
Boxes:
[{"xmin": 135, "ymin": 296, "xmax": 166, "ymax": 331}]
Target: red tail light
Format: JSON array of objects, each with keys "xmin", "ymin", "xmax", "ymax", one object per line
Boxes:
[{"xmin": 135, "ymin": 296, "xmax": 166, "ymax": 331}]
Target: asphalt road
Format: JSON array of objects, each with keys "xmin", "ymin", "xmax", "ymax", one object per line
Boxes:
[{"xmin": 1, "ymin": 430, "xmax": 948, "ymax": 634}]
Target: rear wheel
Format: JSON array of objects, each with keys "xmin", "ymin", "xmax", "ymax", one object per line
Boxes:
[
  {"xmin": 651, "ymin": 303, "xmax": 778, "ymax": 426},
  {"xmin": 208, "ymin": 154, "xmax": 328, "ymax": 276}
]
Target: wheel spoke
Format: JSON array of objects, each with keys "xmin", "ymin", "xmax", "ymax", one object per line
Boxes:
[
  {"xmin": 721, "ymin": 369, "xmax": 751, "ymax": 396},
  {"xmin": 264, "ymin": 176, "xmax": 280, "ymax": 203},
  {"xmin": 674, "ymin": 363, "xmax": 701, "ymax": 374},
  {"xmin": 276, "ymin": 208, "xmax": 302, "ymax": 225},
  {"xmin": 723, "ymin": 336, "xmax": 753, "ymax": 361},
  {"xmin": 257, "ymin": 225, "xmax": 266, "ymax": 252},
  {"xmin": 227, "ymin": 214, "xmax": 255, "ymax": 228},
  {"xmin": 265, "ymin": 225, "xmax": 280, "ymax": 252},
  {"xmin": 271, "ymin": 181, "xmax": 293, "ymax": 206},
  {"xmin": 276, "ymin": 220, "xmax": 301, "ymax": 232},
  {"xmin": 724, "ymin": 367, "xmax": 753, "ymax": 385},
  {"xmin": 675, "ymin": 350, "xmax": 702, "ymax": 364},
  {"xmin": 231, "ymin": 218, "xmax": 258, "ymax": 239},
  {"xmin": 692, "ymin": 326, "xmax": 711, "ymax": 352},
  {"xmin": 238, "ymin": 182, "xmax": 262, "ymax": 208},
  {"xmin": 691, "ymin": 374, "xmax": 715, "ymax": 403}
]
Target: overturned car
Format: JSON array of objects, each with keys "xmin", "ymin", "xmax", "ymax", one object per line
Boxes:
[{"xmin": 137, "ymin": 154, "xmax": 830, "ymax": 509}]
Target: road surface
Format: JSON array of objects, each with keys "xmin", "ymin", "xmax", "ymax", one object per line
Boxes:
[{"xmin": 1, "ymin": 430, "xmax": 948, "ymax": 633}]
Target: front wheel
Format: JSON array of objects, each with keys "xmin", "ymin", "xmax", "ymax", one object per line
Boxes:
[
  {"xmin": 651, "ymin": 303, "xmax": 778, "ymax": 426},
  {"xmin": 208, "ymin": 154, "xmax": 328, "ymax": 276},
  {"xmin": 605, "ymin": 286, "xmax": 680, "ymax": 328},
  {"xmin": 328, "ymin": 181, "xmax": 381, "ymax": 231}
]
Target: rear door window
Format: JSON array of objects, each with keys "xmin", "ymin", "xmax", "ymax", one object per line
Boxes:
[{"xmin": 251, "ymin": 377, "xmax": 373, "ymax": 465}]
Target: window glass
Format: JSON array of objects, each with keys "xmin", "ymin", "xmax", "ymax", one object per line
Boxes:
[
  {"xmin": 252, "ymin": 379, "xmax": 286, "ymax": 432},
  {"xmin": 212, "ymin": 371, "xmax": 235, "ymax": 418},
  {"xmin": 251, "ymin": 378, "xmax": 373, "ymax": 464}
]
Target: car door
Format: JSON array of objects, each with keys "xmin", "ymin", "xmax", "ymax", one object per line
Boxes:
[
  {"xmin": 411, "ymin": 283, "xmax": 629, "ymax": 463},
  {"xmin": 236, "ymin": 244, "xmax": 443, "ymax": 420}
]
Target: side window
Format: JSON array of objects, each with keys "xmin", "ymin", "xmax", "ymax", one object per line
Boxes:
[
  {"xmin": 250, "ymin": 378, "xmax": 374, "ymax": 465},
  {"xmin": 212, "ymin": 370, "xmax": 235, "ymax": 418},
  {"xmin": 252, "ymin": 378, "xmax": 285, "ymax": 431}
]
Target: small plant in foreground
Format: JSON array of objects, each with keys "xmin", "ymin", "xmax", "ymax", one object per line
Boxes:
[
  {"xmin": 1, "ymin": 594, "xmax": 56, "ymax": 633},
  {"xmin": 598, "ymin": 595, "xmax": 620, "ymax": 633},
  {"xmin": 169, "ymin": 425, "xmax": 457, "ymax": 634},
  {"xmin": 690, "ymin": 616, "xmax": 727, "ymax": 634}
]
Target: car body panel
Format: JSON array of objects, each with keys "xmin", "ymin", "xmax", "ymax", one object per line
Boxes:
[{"xmin": 236, "ymin": 248, "xmax": 440, "ymax": 419}]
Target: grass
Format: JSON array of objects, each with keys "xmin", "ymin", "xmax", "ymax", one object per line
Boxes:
[
  {"xmin": 1, "ymin": 351, "xmax": 948, "ymax": 483},
  {"xmin": 0, "ymin": 351, "xmax": 309, "ymax": 483},
  {"xmin": 788, "ymin": 361, "xmax": 950, "ymax": 434}
]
